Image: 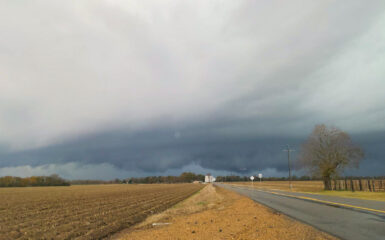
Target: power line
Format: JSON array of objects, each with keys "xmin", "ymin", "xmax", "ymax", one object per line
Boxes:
[{"xmin": 283, "ymin": 144, "xmax": 295, "ymax": 190}]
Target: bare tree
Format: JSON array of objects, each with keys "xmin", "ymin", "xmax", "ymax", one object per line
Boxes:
[{"xmin": 298, "ymin": 124, "xmax": 364, "ymax": 190}]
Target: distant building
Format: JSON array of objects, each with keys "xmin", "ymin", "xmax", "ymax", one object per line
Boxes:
[{"xmin": 205, "ymin": 173, "xmax": 216, "ymax": 183}]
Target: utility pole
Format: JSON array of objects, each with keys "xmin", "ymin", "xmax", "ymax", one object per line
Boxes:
[{"xmin": 283, "ymin": 144, "xmax": 295, "ymax": 190}]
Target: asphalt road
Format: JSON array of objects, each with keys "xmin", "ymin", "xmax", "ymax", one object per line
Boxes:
[{"xmin": 215, "ymin": 183, "xmax": 385, "ymax": 240}]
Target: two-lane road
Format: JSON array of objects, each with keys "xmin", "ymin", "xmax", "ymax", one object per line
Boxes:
[{"xmin": 216, "ymin": 183, "xmax": 385, "ymax": 240}]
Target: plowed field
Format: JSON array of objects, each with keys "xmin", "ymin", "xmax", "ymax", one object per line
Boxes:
[{"xmin": 0, "ymin": 184, "xmax": 203, "ymax": 240}]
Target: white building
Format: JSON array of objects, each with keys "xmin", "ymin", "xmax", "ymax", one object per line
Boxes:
[{"xmin": 205, "ymin": 174, "xmax": 216, "ymax": 183}]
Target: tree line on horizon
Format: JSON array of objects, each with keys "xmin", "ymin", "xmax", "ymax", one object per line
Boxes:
[
  {"xmin": 67, "ymin": 172, "xmax": 206, "ymax": 185},
  {"xmin": 1, "ymin": 172, "xmax": 383, "ymax": 187},
  {"xmin": 215, "ymin": 175, "xmax": 317, "ymax": 182},
  {"xmin": 120, "ymin": 172, "xmax": 206, "ymax": 184},
  {"xmin": 0, "ymin": 174, "xmax": 70, "ymax": 187},
  {"xmin": 215, "ymin": 175, "xmax": 385, "ymax": 182}
]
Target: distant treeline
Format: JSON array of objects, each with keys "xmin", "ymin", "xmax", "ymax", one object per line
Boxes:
[
  {"xmin": 127, "ymin": 172, "xmax": 205, "ymax": 184},
  {"xmin": 72, "ymin": 174, "xmax": 385, "ymax": 185},
  {"xmin": 3, "ymin": 173, "xmax": 382, "ymax": 187},
  {"xmin": 215, "ymin": 175, "xmax": 318, "ymax": 182},
  {"xmin": 71, "ymin": 172, "xmax": 205, "ymax": 184},
  {"xmin": 70, "ymin": 179, "xmax": 122, "ymax": 185},
  {"xmin": 0, "ymin": 174, "xmax": 70, "ymax": 187},
  {"xmin": 215, "ymin": 175, "xmax": 385, "ymax": 182}
]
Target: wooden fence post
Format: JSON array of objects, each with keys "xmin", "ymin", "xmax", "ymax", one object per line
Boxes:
[
  {"xmin": 368, "ymin": 179, "xmax": 372, "ymax": 192},
  {"xmin": 345, "ymin": 178, "xmax": 348, "ymax": 191},
  {"xmin": 350, "ymin": 178, "xmax": 355, "ymax": 192},
  {"xmin": 359, "ymin": 179, "xmax": 363, "ymax": 191},
  {"xmin": 372, "ymin": 179, "xmax": 376, "ymax": 192}
]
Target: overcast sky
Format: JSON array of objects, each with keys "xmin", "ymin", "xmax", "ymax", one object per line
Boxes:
[{"xmin": 1, "ymin": 0, "xmax": 385, "ymax": 179}]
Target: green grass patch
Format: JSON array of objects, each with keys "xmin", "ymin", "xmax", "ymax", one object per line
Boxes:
[
  {"xmin": 171, "ymin": 184, "xmax": 206, "ymax": 209},
  {"xmin": 197, "ymin": 201, "xmax": 207, "ymax": 206}
]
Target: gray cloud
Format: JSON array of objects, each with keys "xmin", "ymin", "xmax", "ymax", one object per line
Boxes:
[
  {"xmin": 1, "ymin": 124, "xmax": 384, "ymax": 178},
  {"xmin": 1, "ymin": 1, "xmax": 385, "ymax": 178}
]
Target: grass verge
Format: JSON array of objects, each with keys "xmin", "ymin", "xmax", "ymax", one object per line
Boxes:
[
  {"xmin": 112, "ymin": 184, "xmax": 337, "ymax": 240},
  {"xmin": 316, "ymin": 191, "xmax": 385, "ymax": 202}
]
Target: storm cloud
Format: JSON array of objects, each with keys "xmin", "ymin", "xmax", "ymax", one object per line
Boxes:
[{"xmin": 1, "ymin": 0, "xmax": 385, "ymax": 179}]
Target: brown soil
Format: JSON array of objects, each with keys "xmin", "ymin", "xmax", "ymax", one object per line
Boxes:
[
  {"xmin": 0, "ymin": 184, "xmax": 203, "ymax": 240},
  {"xmin": 114, "ymin": 184, "xmax": 337, "ymax": 240}
]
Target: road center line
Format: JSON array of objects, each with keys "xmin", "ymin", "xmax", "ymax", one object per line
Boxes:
[{"xmin": 254, "ymin": 189, "xmax": 385, "ymax": 214}]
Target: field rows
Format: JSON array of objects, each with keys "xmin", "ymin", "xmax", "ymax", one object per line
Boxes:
[{"xmin": 0, "ymin": 184, "xmax": 203, "ymax": 239}]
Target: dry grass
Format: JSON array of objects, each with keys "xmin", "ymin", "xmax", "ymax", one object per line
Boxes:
[
  {"xmin": 226, "ymin": 181, "xmax": 385, "ymax": 201},
  {"xmin": 117, "ymin": 184, "xmax": 337, "ymax": 240},
  {"xmin": 229, "ymin": 181, "xmax": 324, "ymax": 192},
  {"xmin": 0, "ymin": 184, "xmax": 203, "ymax": 240},
  {"xmin": 317, "ymin": 191, "xmax": 385, "ymax": 201}
]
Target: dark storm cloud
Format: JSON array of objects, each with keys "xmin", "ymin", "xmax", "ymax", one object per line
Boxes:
[
  {"xmin": 1, "ymin": 121, "xmax": 384, "ymax": 177},
  {"xmin": 0, "ymin": 123, "xmax": 295, "ymax": 172},
  {"xmin": 1, "ymin": 1, "xmax": 385, "ymax": 178}
]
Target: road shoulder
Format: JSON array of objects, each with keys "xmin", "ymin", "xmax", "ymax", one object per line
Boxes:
[{"xmin": 112, "ymin": 184, "xmax": 337, "ymax": 240}]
